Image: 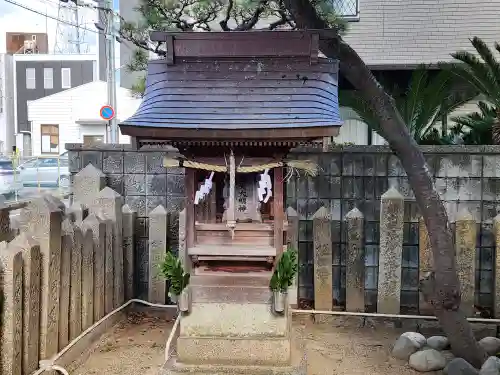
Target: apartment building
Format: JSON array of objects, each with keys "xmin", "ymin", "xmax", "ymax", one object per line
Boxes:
[{"xmin": 13, "ymin": 54, "xmax": 98, "ymax": 155}]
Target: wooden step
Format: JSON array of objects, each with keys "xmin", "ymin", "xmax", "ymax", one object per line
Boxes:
[
  {"xmin": 196, "ymin": 223, "xmax": 274, "ymax": 246},
  {"xmin": 196, "ymin": 223, "xmax": 274, "ymax": 231}
]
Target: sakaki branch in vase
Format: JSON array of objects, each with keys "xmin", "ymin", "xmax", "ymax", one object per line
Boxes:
[
  {"xmin": 160, "ymin": 252, "xmax": 191, "ymax": 313},
  {"xmin": 270, "ymin": 248, "xmax": 298, "ymax": 314}
]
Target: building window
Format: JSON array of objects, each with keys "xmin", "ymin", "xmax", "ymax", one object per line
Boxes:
[
  {"xmin": 44, "ymin": 68, "xmax": 53, "ymax": 89},
  {"xmin": 40, "ymin": 124, "xmax": 59, "ymax": 154},
  {"xmin": 61, "ymin": 68, "xmax": 71, "ymax": 88},
  {"xmin": 83, "ymin": 135, "xmax": 105, "ymax": 146},
  {"xmin": 26, "ymin": 68, "xmax": 36, "ymax": 89},
  {"xmin": 31, "ymin": 35, "xmax": 37, "ymax": 40}
]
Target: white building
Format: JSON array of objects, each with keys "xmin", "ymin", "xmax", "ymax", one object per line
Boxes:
[{"xmin": 27, "ymin": 80, "xmax": 140, "ymax": 156}]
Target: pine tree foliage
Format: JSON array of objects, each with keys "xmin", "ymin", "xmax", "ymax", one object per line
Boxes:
[{"xmin": 118, "ymin": 0, "xmax": 347, "ymax": 96}]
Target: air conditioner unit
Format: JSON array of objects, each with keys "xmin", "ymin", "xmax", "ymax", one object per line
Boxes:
[{"xmin": 23, "ymin": 40, "xmax": 37, "ymax": 54}]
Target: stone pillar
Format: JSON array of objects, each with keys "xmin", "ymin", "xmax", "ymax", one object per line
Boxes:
[
  {"xmin": 377, "ymin": 187, "xmax": 404, "ymax": 314},
  {"xmin": 59, "ymin": 219, "xmax": 74, "ymax": 349},
  {"xmin": 72, "ymin": 163, "xmax": 106, "ymax": 208},
  {"xmin": 20, "ymin": 195, "xmax": 62, "ymax": 360},
  {"xmin": 286, "ymin": 207, "xmax": 299, "ymax": 307},
  {"xmin": 68, "ymin": 202, "xmax": 86, "ymax": 223},
  {"xmin": 345, "ymin": 208, "xmax": 365, "ymax": 312},
  {"xmin": 80, "ymin": 224, "xmax": 94, "ymax": 330},
  {"xmin": 0, "ymin": 244, "xmax": 23, "ymax": 375},
  {"xmin": 494, "ymin": 215, "xmax": 500, "ymax": 318},
  {"xmin": 9, "ymin": 234, "xmax": 41, "ymax": 375},
  {"xmin": 312, "ymin": 206, "xmax": 332, "ymax": 311},
  {"xmin": 418, "ymin": 217, "xmax": 433, "ymax": 314},
  {"xmin": 70, "ymin": 226, "xmax": 83, "ymax": 340},
  {"xmin": 93, "ymin": 187, "xmax": 124, "ymax": 307},
  {"xmin": 455, "ymin": 209, "xmax": 476, "ymax": 317},
  {"xmin": 178, "ymin": 208, "xmax": 191, "ymax": 272},
  {"xmin": 102, "ymin": 216, "xmax": 114, "ymax": 314},
  {"xmin": 149, "ymin": 205, "xmax": 168, "ymax": 304},
  {"xmin": 84, "ymin": 213, "xmax": 106, "ymax": 320},
  {"xmin": 0, "ymin": 197, "xmax": 11, "ymax": 242},
  {"xmin": 122, "ymin": 204, "xmax": 136, "ymax": 301}
]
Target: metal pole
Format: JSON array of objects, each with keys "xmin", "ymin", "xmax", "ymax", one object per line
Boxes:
[{"xmin": 105, "ymin": 0, "xmax": 118, "ymax": 143}]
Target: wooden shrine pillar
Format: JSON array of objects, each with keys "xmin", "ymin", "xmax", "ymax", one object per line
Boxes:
[
  {"xmin": 274, "ymin": 166, "xmax": 284, "ymax": 258},
  {"xmin": 185, "ymin": 168, "xmax": 196, "ymax": 248},
  {"xmin": 226, "ymin": 150, "xmax": 236, "ymax": 229}
]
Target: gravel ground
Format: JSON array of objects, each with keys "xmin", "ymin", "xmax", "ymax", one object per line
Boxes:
[{"xmin": 70, "ymin": 313, "xmax": 425, "ymax": 375}]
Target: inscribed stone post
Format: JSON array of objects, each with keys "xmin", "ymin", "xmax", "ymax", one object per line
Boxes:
[
  {"xmin": 0, "ymin": 243, "xmax": 23, "ymax": 375},
  {"xmin": 378, "ymin": 188, "xmax": 404, "ymax": 314},
  {"xmin": 312, "ymin": 207, "xmax": 333, "ymax": 311},
  {"xmin": 418, "ymin": 217, "xmax": 433, "ymax": 314},
  {"xmin": 9, "ymin": 234, "xmax": 40, "ymax": 375},
  {"xmin": 80, "ymin": 223, "xmax": 95, "ymax": 330},
  {"xmin": 72, "ymin": 164, "xmax": 106, "ymax": 208},
  {"xmin": 149, "ymin": 205, "xmax": 168, "ymax": 304},
  {"xmin": 101, "ymin": 214, "xmax": 114, "ymax": 314},
  {"xmin": 286, "ymin": 207, "xmax": 299, "ymax": 307},
  {"xmin": 70, "ymin": 225, "xmax": 83, "ymax": 340},
  {"xmin": 83, "ymin": 213, "xmax": 105, "ymax": 321},
  {"xmin": 59, "ymin": 219, "xmax": 73, "ymax": 349},
  {"xmin": 455, "ymin": 209, "xmax": 476, "ymax": 317},
  {"xmin": 68, "ymin": 201, "xmax": 85, "ymax": 223},
  {"xmin": 345, "ymin": 208, "xmax": 365, "ymax": 312},
  {"xmin": 93, "ymin": 187, "xmax": 124, "ymax": 307},
  {"xmin": 0, "ymin": 196, "xmax": 11, "ymax": 242},
  {"xmin": 122, "ymin": 204, "xmax": 136, "ymax": 301},
  {"xmin": 20, "ymin": 195, "xmax": 62, "ymax": 360},
  {"xmin": 494, "ymin": 215, "xmax": 500, "ymax": 318},
  {"xmin": 178, "ymin": 208, "xmax": 189, "ymax": 271}
]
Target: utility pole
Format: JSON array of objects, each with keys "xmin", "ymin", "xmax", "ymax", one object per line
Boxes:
[{"xmin": 104, "ymin": 0, "xmax": 118, "ymax": 143}]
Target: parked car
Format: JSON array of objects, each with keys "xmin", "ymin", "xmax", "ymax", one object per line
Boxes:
[
  {"xmin": 0, "ymin": 158, "xmax": 20, "ymax": 199},
  {"xmin": 17, "ymin": 156, "xmax": 70, "ymax": 188}
]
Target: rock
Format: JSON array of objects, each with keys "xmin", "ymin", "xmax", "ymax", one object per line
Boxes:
[
  {"xmin": 409, "ymin": 349, "xmax": 447, "ymax": 372},
  {"xmin": 441, "ymin": 350, "xmax": 455, "ymax": 363},
  {"xmin": 427, "ymin": 336, "xmax": 450, "ymax": 351},
  {"xmin": 480, "ymin": 356, "xmax": 500, "ymax": 375},
  {"xmin": 444, "ymin": 358, "xmax": 479, "ymax": 375},
  {"xmin": 392, "ymin": 335, "xmax": 420, "ymax": 360},
  {"xmin": 479, "ymin": 337, "xmax": 500, "ymax": 356},
  {"xmin": 401, "ymin": 332, "xmax": 426, "ymax": 348}
]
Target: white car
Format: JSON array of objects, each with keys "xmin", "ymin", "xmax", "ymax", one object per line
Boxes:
[
  {"xmin": 0, "ymin": 158, "xmax": 19, "ymax": 199},
  {"xmin": 17, "ymin": 156, "xmax": 70, "ymax": 189}
]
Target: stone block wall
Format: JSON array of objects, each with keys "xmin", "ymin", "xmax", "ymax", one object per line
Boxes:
[{"xmin": 65, "ymin": 144, "xmax": 500, "ymax": 311}]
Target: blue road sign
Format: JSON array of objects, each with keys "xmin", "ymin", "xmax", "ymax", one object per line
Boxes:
[{"xmin": 100, "ymin": 105, "xmax": 115, "ymax": 120}]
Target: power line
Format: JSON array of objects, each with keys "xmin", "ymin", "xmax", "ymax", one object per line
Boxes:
[{"xmin": 1, "ymin": 0, "xmax": 101, "ymax": 34}]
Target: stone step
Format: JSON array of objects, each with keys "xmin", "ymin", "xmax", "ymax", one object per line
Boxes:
[
  {"xmin": 176, "ymin": 336, "xmax": 291, "ymax": 366},
  {"xmin": 180, "ymin": 303, "xmax": 290, "ymax": 338},
  {"xmin": 188, "ymin": 244, "xmax": 276, "ymax": 257},
  {"xmin": 190, "ymin": 274, "xmax": 272, "ymax": 303},
  {"xmin": 161, "ymin": 356, "xmax": 302, "ymax": 375}
]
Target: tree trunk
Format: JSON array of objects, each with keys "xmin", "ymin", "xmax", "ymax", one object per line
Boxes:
[{"xmin": 284, "ymin": 0, "xmax": 487, "ymax": 368}]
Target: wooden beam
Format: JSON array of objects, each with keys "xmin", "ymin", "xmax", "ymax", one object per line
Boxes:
[
  {"xmin": 185, "ymin": 168, "xmax": 196, "ymax": 249},
  {"xmin": 273, "ymin": 167, "xmax": 284, "ymax": 260}
]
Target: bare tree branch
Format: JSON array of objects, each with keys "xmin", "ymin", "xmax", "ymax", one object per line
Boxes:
[{"xmin": 235, "ymin": 0, "xmax": 268, "ymax": 31}]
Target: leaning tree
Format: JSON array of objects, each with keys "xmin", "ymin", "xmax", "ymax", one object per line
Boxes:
[{"xmin": 118, "ymin": 0, "xmax": 487, "ymax": 366}]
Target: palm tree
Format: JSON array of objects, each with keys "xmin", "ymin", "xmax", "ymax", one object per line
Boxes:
[
  {"xmin": 339, "ymin": 65, "xmax": 476, "ymax": 144},
  {"xmin": 448, "ymin": 37, "xmax": 500, "ymax": 143}
]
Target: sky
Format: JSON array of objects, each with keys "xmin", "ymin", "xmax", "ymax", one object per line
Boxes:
[{"xmin": 0, "ymin": 0, "xmax": 119, "ymax": 55}]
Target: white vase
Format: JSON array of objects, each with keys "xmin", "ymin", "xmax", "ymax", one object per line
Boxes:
[
  {"xmin": 273, "ymin": 291, "xmax": 287, "ymax": 313},
  {"xmin": 178, "ymin": 287, "xmax": 191, "ymax": 313}
]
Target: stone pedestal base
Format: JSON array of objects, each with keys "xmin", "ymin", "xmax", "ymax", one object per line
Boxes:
[
  {"xmin": 160, "ymin": 274, "xmax": 300, "ymax": 374},
  {"xmin": 160, "ymin": 356, "xmax": 303, "ymax": 375}
]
